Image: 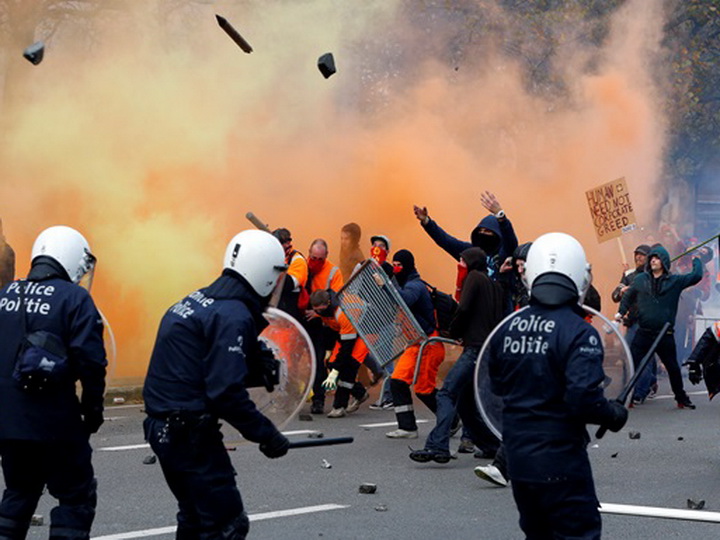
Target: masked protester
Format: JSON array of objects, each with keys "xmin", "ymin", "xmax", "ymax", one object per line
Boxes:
[
  {"xmin": 616, "ymin": 244, "xmax": 703, "ymax": 407},
  {"xmin": 0, "ymin": 226, "xmax": 106, "ymax": 540},
  {"xmin": 309, "ymin": 289, "xmax": 370, "ymax": 417},
  {"xmin": 304, "ymin": 239, "xmax": 344, "ymax": 414},
  {"xmin": 143, "ymin": 230, "xmax": 290, "ymax": 540},
  {"xmin": 410, "ymin": 247, "xmax": 504, "ymax": 464},
  {"xmin": 385, "ymin": 249, "xmax": 445, "ymax": 439},
  {"xmin": 486, "ymin": 232, "xmax": 628, "ymax": 539},
  {"xmin": 413, "ymin": 191, "xmax": 518, "ymax": 287}
]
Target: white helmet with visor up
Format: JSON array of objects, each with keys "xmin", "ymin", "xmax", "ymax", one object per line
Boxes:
[
  {"xmin": 223, "ymin": 230, "xmax": 288, "ymax": 297},
  {"xmin": 31, "ymin": 226, "xmax": 97, "ymax": 289},
  {"xmin": 524, "ymin": 232, "xmax": 591, "ymax": 305}
]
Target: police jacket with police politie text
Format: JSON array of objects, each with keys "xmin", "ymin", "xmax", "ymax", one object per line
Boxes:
[
  {"xmin": 143, "ymin": 271, "xmax": 282, "ymax": 445},
  {"xmin": 0, "ymin": 272, "xmax": 106, "ymax": 441},
  {"xmin": 487, "ymin": 301, "xmax": 619, "ymax": 483}
]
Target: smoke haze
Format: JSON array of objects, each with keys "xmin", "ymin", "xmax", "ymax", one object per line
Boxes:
[{"xmin": 0, "ymin": 0, "xmax": 669, "ymax": 382}]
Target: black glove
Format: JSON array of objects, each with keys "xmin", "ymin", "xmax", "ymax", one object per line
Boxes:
[
  {"xmin": 83, "ymin": 408, "xmax": 104, "ymax": 434},
  {"xmin": 245, "ymin": 342, "xmax": 281, "ymax": 392},
  {"xmin": 685, "ymin": 360, "xmax": 703, "ymax": 385},
  {"xmin": 259, "ymin": 432, "xmax": 289, "ymax": 459},
  {"xmin": 602, "ymin": 400, "xmax": 628, "ymax": 433}
]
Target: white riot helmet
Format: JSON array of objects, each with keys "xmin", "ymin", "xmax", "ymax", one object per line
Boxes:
[
  {"xmin": 223, "ymin": 230, "xmax": 288, "ymax": 297},
  {"xmin": 524, "ymin": 232, "xmax": 591, "ymax": 305},
  {"xmin": 31, "ymin": 226, "xmax": 97, "ymax": 288}
]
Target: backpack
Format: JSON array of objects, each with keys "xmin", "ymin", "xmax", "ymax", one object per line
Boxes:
[{"xmin": 422, "ymin": 280, "xmax": 458, "ymax": 338}]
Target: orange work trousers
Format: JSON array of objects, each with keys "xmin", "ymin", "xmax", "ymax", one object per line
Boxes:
[{"xmin": 391, "ymin": 333, "xmax": 445, "ymax": 395}]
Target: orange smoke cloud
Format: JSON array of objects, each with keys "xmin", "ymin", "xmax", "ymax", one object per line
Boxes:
[{"xmin": 0, "ymin": 0, "xmax": 669, "ymax": 383}]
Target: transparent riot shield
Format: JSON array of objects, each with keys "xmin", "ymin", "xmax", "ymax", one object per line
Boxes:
[
  {"xmin": 98, "ymin": 307, "xmax": 117, "ymax": 379},
  {"xmin": 250, "ymin": 307, "xmax": 316, "ymax": 429},
  {"xmin": 474, "ymin": 306, "xmax": 633, "ymax": 440}
]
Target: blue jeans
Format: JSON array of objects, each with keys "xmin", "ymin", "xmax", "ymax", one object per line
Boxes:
[{"xmin": 425, "ymin": 346, "xmax": 499, "ymax": 454}]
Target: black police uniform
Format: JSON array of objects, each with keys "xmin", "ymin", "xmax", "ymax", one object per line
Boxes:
[
  {"xmin": 143, "ymin": 271, "xmax": 288, "ymax": 540},
  {"xmin": 487, "ymin": 300, "xmax": 623, "ymax": 540},
  {"xmin": 0, "ymin": 262, "xmax": 106, "ymax": 540}
]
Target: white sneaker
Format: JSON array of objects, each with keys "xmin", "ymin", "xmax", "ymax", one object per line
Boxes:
[
  {"xmin": 385, "ymin": 429, "xmax": 418, "ymax": 439},
  {"xmin": 327, "ymin": 408, "xmax": 346, "ymax": 418},
  {"xmin": 346, "ymin": 391, "xmax": 369, "ymax": 413},
  {"xmin": 474, "ymin": 465, "xmax": 508, "ymax": 487}
]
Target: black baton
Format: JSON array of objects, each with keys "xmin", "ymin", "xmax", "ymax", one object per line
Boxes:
[
  {"xmin": 287, "ymin": 436, "xmax": 354, "ymax": 449},
  {"xmin": 596, "ymin": 322, "xmax": 670, "ymax": 439}
]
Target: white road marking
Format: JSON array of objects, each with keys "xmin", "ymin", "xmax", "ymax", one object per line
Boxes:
[
  {"xmin": 98, "ymin": 430, "xmax": 321, "ymax": 452},
  {"xmin": 92, "ymin": 504, "xmax": 350, "ymax": 540},
  {"xmin": 358, "ymin": 419, "xmax": 429, "ymax": 428},
  {"xmin": 600, "ymin": 502, "xmax": 720, "ymax": 523}
]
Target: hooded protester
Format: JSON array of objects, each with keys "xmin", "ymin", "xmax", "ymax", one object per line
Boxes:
[
  {"xmin": 486, "ymin": 232, "xmax": 628, "ymax": 539},
  {"xmin": 617, "ymin": 244, "xmax": 703, "ymax": 407},
  {"xmin": 409, "ymin": 247, "xmax": 504, "ymax": 464},
  {"xmin": 413, "ymin": 191, "xmax": 518, "ymax": 280},
  {"xmin": 385, "ymin": 249, "xmax": 445, "ymax": 439}
]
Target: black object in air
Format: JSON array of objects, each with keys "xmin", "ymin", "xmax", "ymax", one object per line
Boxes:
[
  {"xmin": 317, "ymin": 53, "xmax": 336, "ymax": 79},
  {"xmin": 23, "ymin": 42, "xmax": 44, "ymax": 65},
  {"xmin": 216, "ymin": 15, "xmax": 253, "ymax": 53}
]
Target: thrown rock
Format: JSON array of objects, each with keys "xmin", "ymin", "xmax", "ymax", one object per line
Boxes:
[
  {"xmin": 317, "ymin": 53, "xmax": 336, "ymax": 79},
  {"xmin": 374, "ymin": 504, "xmax": 388, "ymax": 512},
  {"xmin": 359, "ymin": 483, "xmax": 377, "ymax": 494},
  {"xmin": 687, "ymin": 499, "xmax": 706, "ymax": 510},
  {"xmin": 143, "ymin": 455, "xmax": 157, "ymax": 465},
  {"xmin": 321, "ymin": 459, "xmax": 332, "ymax": 469},
  {"xmin": 628, "ymin": 431, "xmax": 641, "ymax": 440},
  {"xmin": 23, "ymin": 42, "xmax": 44, "ymax": 65},
  {"xmin": 298, "ymin": 414, "xmax": 313, "ymax": 422},
  {"xmin": 611, "ymin": 452, "xmax": 619, "ymax": 458},
  {"xmin": 308, "ymin": 431, "xmax": 324, "ymax": 439}
]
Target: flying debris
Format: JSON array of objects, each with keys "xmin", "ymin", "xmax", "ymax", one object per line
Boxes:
[
  {"xmin": 216, "ymin": 15, "xmax": 253, "ymax": 53},
  {"xmin": 23, "ymin": 42, "xmax": 44, "ymax": 65},
  {"xmin": 317, "ymin": 53, "xmax": 336, "ymax": 79}
]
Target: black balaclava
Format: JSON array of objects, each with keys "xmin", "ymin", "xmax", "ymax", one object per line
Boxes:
[{"xmin": 392, "ymin": 249, "xmax": 416, "ymax": 287}]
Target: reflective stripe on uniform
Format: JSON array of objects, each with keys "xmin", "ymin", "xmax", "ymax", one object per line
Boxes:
[
  {"xmin": 394, "ymin": 404, "xmax": 414, "ymax": 413},
  {"xmin": 338, "ymin": 380, "xmax": 354, "ymax": 389}
]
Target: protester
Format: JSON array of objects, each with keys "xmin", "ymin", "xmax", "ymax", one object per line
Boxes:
[
  {"xmin": 386, "ymin": 249, "xmax": 445, "ymax": 439},
  {"xmin": 304, "ymin": 239, "xmax": 344, "ymax": 414},
  {"xmin": 487, "ymin": 232, "xmax": 628, "ymax": 539},
  {"xmin": 339, "ymin": 222, "xmax": 364, "ymax": 283},
  {"xmin": 409, "ymin": 247, "xmax": 504, "ymax": 463},
  {"xmin": 0, "ymin": 226, "xmax": 106, "ymax": 540},
  {"xmin": 413, "ymin": 190, "xmax": 518, "ymax": 282},
  {"xmin": 616, "ymin": 244, "xmax": 703, "ymax": 407},
  {"xmin": 143, "ymin": 229, "xmax": 290, "ymax": 540},
  {"xmin": 271, "ymin": 227, "xmax": 308, "ymax": 321},
  {"xmin": 310, "ymin": 289, "xmax": 370, "ymax": 417}
]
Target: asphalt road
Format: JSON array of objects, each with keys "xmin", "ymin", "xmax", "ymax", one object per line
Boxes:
[{"xmin": 9, "ymin": 377, "xmax": 720, "ymax": 540}]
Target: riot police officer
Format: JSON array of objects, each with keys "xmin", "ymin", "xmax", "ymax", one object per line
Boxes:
[
  {"xmin": 486, "ymin": 233, "xmax": 628, "ymax": 539},
  {"xmin": 143, "ymin": 229, "xmax": 291, "ymax": 540},
  {"xmin": 0, "ymin": 226, "xmax": 106, "ymax": 540}
]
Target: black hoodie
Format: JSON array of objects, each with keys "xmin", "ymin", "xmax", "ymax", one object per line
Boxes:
[{"xmin": 449, "ymin": 247, "xmax": 505, "ymax": 347}]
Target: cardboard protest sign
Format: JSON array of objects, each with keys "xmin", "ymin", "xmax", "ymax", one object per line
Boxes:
[{"xmin": 586, "ymin": 177, "xmax": 637, "ymax": 243}]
